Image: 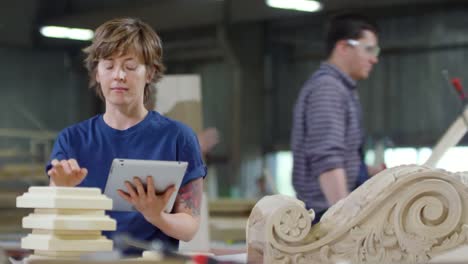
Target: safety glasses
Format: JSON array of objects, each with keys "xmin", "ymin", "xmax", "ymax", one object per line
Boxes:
[{"xmin": 347, "ymin": 39, "xmax": 381, "ymax": 57}]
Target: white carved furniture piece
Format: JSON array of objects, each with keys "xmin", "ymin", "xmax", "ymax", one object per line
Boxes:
[
  {"xmin": 247, "ymin": 165, "xmax": 468, "ymax": 264},
  {"xmin": 16, "ymin": 187, "xmax": 116, "ymax": 260}
]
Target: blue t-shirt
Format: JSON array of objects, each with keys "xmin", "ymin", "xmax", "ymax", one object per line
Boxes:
[{"xmin": 46, "ymin": 111, "xmax": 207, "ymax": 252}]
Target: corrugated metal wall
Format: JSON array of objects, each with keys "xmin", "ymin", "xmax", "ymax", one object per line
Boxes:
[{"xmin": 0, "ymin": 47, "xmax": 95, "ymax": 131}]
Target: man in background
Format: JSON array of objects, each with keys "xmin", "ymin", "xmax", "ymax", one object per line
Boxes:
[{"xmin": 291, "ymin": 13, "xmax": 383, "ymax": 223}]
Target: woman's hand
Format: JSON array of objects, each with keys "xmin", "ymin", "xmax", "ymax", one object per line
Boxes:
[
  {"xmin": 47, "ymin": 159, "xmax": 88, "ymax": 187},
  {"xmin": 117, "ymin": 176, "xmax": 176, "ymax": 222}
]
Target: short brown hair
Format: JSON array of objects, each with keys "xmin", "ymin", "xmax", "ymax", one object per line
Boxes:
[
  {"xmin": 83, "ymin": 17, "xmax": 166, "ymax": 104},
  {"xmin": 325, "ymin": 13, "xmax": 379, "ymax": 58}
]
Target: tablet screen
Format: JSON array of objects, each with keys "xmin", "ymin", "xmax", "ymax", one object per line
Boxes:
[{"xmin": 104, "ymin": 159, "xmax": 188, "ymax": 212}]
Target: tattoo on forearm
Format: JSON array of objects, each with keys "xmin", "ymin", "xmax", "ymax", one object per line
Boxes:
[{"xmin": 177, "ymin": 178, "xmax": 202, "ymax": 216}]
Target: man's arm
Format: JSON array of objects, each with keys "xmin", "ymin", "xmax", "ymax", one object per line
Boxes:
[
  {"xmin": 319, "ymin": 168, "xmax": 349, "ymax": 206},
  {"xmin": 302, "ymin": 83, "xmax": 348, "ymax": 206}
]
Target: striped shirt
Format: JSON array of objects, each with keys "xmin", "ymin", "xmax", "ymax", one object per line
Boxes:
[{"xmin": 291, "ymin": 62, "xmax": 363, "ymax": 213}]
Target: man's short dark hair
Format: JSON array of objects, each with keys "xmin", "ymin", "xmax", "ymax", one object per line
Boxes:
[{"xmin": 325, "ymin": 13, "xmax": 379, "ymax": 58}]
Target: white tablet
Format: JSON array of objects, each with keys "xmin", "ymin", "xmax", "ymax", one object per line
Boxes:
[{"xmin": 104, "ymin": 159, "xmax": 188, "ymax": 212}]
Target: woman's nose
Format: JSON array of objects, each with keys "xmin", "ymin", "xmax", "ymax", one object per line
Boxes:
[{"xmin": 113, "ymin": 67, "xmax": 126, "ymax": 81}]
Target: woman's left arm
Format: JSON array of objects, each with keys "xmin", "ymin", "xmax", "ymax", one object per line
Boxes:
[
  {"xmin": 145, "ymin": 177, "xmax": 203, "ymax": 242},
  {"xmin": 118, "ymin": 176, "xmax": 203, "ymax": 242}
]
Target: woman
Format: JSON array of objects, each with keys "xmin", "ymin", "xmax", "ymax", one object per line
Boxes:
[{"xmin": 46, "ymin": 17, "xmax": 206, "ymax": 254}]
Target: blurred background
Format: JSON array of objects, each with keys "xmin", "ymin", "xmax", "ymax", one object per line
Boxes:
[{"xmin": 1, "ymin": 0, "xmax": 468, "ymax": 257}]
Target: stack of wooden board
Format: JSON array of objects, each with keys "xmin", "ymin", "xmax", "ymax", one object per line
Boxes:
[{"xmin": 16, "ymin": 187, "xmax": 116, "ymax": 260}]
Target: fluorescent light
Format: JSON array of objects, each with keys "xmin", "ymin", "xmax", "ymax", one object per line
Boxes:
[
  {"xmin": 40, "ymin": 26, "xmax": 94, "ymax": 41},
  {"xmin": 266, "ymin": 0, "xmax": 322, "ymax": 12}
]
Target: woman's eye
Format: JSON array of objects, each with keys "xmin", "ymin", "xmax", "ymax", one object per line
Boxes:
[{"xmin": 126, "ymin": 64, "xmax": 137, "ymax": 70}]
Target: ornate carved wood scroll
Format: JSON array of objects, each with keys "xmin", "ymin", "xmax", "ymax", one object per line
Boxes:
[{"xmin": 247, "ymin": 165, "xmax": 468, "ymax": 264}]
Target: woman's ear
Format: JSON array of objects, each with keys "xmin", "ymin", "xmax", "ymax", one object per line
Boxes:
[
  {"xmin": 146, "ymin": 65, "xmax": 156, "ymax": 83},
  {"xmin": 95, "ymin": 69, "xmax": 100, "ymax": 84}
]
